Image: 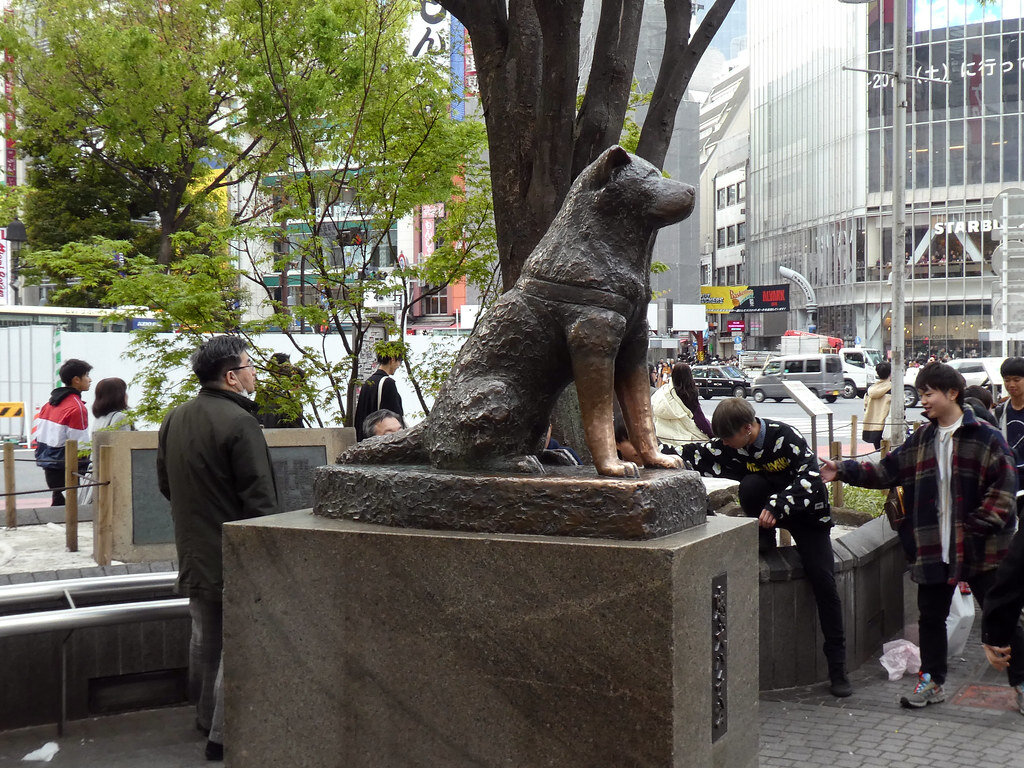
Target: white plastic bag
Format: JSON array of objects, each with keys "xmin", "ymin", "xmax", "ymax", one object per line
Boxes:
[
  {"xmin": 22, "ymin": 741, "xmax": 59, "ymax": 762},
  {"xmin": 880, "ymin": 639, "xmax": 921, "ymax": 681},
  {"xmin": 946, "ymin": 589, "xmax": 975, "ymax": 658}
]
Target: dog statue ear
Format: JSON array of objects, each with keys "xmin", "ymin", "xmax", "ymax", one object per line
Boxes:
[{"xmin": 592, "ymin": 145, "xmax": 631, "ymax": 187}]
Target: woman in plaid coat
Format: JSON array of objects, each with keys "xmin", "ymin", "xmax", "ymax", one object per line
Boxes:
[{"xmin": 822, "ymin": 362, "xmax": 1021, "ymax": 712}]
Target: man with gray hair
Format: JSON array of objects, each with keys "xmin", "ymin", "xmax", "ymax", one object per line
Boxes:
[
  {"xmin": 157, "ymin": 336, "xmax": 280, "ymax": 761},
  {"xmin": 362, "ymin": 408, "xmax": 403, "ymax": 439}
]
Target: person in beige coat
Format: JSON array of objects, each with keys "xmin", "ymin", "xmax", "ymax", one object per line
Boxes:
[
  {"xmin": 862, "ymin": 362, "xmax": 892, "ymax": 450},
  {"xmin": 652, "ymin": 363, "xmax": 712, "ymax": 449}
]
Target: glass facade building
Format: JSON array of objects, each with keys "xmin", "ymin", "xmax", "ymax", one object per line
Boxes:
[{"xmin": 749, "ymin": 0, "xmax": 1024, "ymax": 358}]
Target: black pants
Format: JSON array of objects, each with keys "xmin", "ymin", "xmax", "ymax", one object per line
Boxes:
[
  {"xmin": 918, "ymin": 570, "xmax": 1024, "ymax": 686},
  {"xmin": 43, "ymin": 459, "xmax": 89, "ymax": 506},
  {"xmin": 738, "ymin": 473, "xmax": 847, "ymax": 673}
]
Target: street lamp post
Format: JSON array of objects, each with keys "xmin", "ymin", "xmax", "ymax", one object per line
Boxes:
[{"xmin": 839, "ymin": 0, "xmax": 909, "ymax": 447}]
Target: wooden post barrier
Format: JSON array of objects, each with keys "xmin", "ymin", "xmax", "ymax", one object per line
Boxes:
[
  {"xmin": 849, "ymin": 415, "xmax": 858, "ymax": 459},
  {"xmin": 3, "ymin": 442, "xmax": 15, "ymax": 529},
  {"xmin": 95, "ymin": 445, "xmax": 113, "ymax": 566},
  {"xmin": 830, "ymin": 440, "xmax": 844, "ymax": 508},
  {"xmin": 65, "ymin": 440, "xmax": 78, "ymax": 552}
]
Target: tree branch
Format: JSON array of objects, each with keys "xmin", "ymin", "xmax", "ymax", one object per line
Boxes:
[
  {"xmin": 636, "ymin": 0, "xmax": 734, "ymax": 168},
  {"xmin": 572, "ymin": 0, "xmax": 644, "ymax": 177}
]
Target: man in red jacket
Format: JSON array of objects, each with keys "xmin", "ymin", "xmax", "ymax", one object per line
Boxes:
[{"xmin": 34, "ymin": 359, "xmax": 92, "ymax": 506}]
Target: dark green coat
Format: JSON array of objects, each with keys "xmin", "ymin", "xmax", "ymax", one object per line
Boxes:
[{"xmin": 157, "ymin": 387, "xmax": 280, "ymax": 601}]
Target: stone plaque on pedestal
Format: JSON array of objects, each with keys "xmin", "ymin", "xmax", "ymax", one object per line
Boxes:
[{"xmin": 223, "ymin": 508, "xmax": 759, "ymax": 768}]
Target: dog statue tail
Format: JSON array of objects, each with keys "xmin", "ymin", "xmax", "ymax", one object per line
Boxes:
[{"xmin": 337, "ymin": 422, "xmax": 428, "ymax": 465}]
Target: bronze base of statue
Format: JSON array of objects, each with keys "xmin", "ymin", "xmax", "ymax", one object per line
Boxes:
[{"xmin": 313, "ymin": 464, "xmax": 707, "ymax": 540}]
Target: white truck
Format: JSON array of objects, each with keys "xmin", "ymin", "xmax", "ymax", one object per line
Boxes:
[
  {"xmin": 837, "ymin": 347, "xmax": 884, "ymax": 399},
  {"xmin": 778, "ymin": 334, "xmax": 883, "ymax": 398}
]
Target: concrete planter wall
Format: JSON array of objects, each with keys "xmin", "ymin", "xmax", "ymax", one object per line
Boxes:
[{"xmin": 757, "ymin": 516, "xmax": 905, "ymax": 690}]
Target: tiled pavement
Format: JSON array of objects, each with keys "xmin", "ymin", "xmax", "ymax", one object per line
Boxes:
[
  {"xmin": 1, "ymin": 624, "xmax": 1021, "ymax": 767},
  {"xmin": 760, "ymin": 622, "xmax": 1024, "ymax": 768}
]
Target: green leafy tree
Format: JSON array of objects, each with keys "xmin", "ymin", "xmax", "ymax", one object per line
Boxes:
[
  {"xmin": 0, "ymin": 184, "xmax": 26, "ymax": 228},
  {"xmin": 0, "ymin": 0, "xmax": 277, "ymax": 265},
  {"xmin": 22, "ymin": 0, "xmax": 496, "ymax": 427},
  {"xmin": 230, "ymin": 0, "xmax": 492, "ymax": 422}
]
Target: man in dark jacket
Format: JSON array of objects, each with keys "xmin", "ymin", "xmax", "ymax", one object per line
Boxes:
[
  {"xmin": 982, "ymin": 525, "xmax": 1024, "ymax": 682},
  {"xmin": 823, "ymin": 362, "xmax": 1021, "ymax": 713},
  {"xmin": 353, "ymin": 351, "xmax": 404, "ymax": 441},
  {"xmin": 157, "ymin": 336, "xmax": 280, "ymax": 761},
  {"xmin": 34, "ymin": 358, "xmax": 92, "ymax": 506},
  {"xmin": 678, "ymin": 397, "xmax": 851, "ymax": 698}
]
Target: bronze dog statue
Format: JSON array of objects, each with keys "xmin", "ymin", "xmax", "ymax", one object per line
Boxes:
[{"xmin": 341, "ymin": 145, "xmax": 695, "ymax": 477}]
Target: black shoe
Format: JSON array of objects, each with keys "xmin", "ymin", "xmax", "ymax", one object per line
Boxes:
[
  {"xmin": 205, "ymin": 741, "xmax": 224, "ymax": 761},
  {"xmin": 829, "ymin": 673, "xmax": 853, "ymax": 698}
]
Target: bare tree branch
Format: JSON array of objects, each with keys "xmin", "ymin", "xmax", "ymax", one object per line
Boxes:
[
  {"xmin": 572, "ymin": 0, "xmax": 644, "ymax": 177},
  {"xmin": 636, "ymin": 0, "xmax": 735, "ymax": 168}
]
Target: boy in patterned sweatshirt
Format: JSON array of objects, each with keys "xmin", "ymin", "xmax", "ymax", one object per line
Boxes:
[{"xmin": 679, "ymin": 397, "xmax": 851, "ymax": 697}]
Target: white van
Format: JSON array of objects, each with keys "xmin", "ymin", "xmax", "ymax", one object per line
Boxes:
[{"xmin": 752, "ymin": 354, "xmax": 844, "ymax": 403}]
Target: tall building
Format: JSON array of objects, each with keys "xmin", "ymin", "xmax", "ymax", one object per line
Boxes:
[
  {"xmin": 699, "ymin": 60, "xmax": 749, "ymax": 357},
  {"xmin": 748, "ymin": 0, "xmax": 1024, "ymax": 359}
]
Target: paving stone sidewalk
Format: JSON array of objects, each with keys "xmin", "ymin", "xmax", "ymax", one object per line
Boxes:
[{"xmin": 760, "ymin": 621, "xmax": 1024, "ymax": 768}]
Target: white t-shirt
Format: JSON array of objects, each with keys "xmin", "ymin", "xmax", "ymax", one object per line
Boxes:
[{"xmin": 935, "ymin": 415, "xmax": 963, "ymax": 564}]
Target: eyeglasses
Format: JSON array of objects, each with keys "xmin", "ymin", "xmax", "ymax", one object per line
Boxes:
[{"xmin": 229, "ymin": 362, "xmax": 255, "ymax": 372}]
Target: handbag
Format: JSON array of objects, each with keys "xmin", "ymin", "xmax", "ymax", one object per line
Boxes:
[{"xmin": 883, "ymin": 485, "xmax": 906, "ymax": 530}]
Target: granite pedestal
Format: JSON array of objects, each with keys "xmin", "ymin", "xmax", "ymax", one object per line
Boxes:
[{"xmin": 223, "ymin": 509, "xmax": 759, "ymax": 768}]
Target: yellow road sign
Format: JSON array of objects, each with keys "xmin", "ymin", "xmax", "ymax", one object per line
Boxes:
[{"xmin": 0, "ymin": 403, "xmax": 25, "ymax": 417}]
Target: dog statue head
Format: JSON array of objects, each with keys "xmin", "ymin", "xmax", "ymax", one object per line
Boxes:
[{"xmin": 582, "ymin": 145, "xmax": 695, "ymax": 229}]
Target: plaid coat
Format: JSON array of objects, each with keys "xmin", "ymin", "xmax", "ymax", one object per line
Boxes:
[{"xmin": 837, "ymin": 407, "xmax": 1018, "ymax": 585}]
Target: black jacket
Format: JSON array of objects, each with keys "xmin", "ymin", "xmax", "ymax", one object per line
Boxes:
[
  {"xmin": 157, "ymin": 387, "xmax": 280, "ymax": 601},
  {"xmin": 353, "ymin": 369, "xmax": 404, "ymax": 440},
  {"xmin": 982, "ymin": 523, "xmax": 1024, "ymax": 646}
]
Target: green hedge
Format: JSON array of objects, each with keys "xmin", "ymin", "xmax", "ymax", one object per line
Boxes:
[{"xmin": 841, "ymin": 485, "xmax": 887, "ymax": 518}]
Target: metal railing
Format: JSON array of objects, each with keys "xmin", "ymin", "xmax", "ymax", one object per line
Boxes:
[{"xmin": 0, "ymin": 572, "xmax": 186, "ymax": 735}]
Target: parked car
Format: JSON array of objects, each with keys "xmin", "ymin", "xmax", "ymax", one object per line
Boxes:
[
  {"xmin": 691, "ymin": 364, "xmax": 750, "ymax": 399},
  {"xmin": 751, "ymin": 354, "xmax": 843, "ymax": 403},
  {"xmin": 903, "ymin": 357, "xmax": 1006, "ymax": 407}
]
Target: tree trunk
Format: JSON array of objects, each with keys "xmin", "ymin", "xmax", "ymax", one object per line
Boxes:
[
  {"xmin": 158, "ymin": 210, "xmax": 176, "ymax": 266},
  {"xmin": 571, "ymin": 0, "xmax": 644, "ymax": 179},
  {"xmin": 443, "ymin": 0, "xmax": 734, "ymax": 288}
]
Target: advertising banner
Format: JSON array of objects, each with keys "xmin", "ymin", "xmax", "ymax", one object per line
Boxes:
[
  {"xmin": 700, "ymin": 284, "xmax": 790, "ymax": 314},
  {"xmin": 0, "ymin": 227, "xmax": 9, "ymax": 306}
]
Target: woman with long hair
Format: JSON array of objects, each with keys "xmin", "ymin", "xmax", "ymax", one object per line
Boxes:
[
  {"xmin": 91, "ymin": 377, "xmax": 133, "ymax": 432},
  {"xmin": 650, "ymin": 362, "xmax": 713, "ymax": 449}
]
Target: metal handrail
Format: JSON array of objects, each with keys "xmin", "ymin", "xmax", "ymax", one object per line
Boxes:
[
  {"xmin": 0, "ymin": 598, "xmax": 188, "ymax": 639},
  {"xmin": 0, "ymin": 572, "xmax": 178, "ymax": 609}
]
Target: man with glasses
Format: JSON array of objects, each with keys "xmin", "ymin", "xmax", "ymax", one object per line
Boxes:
[{"xmin": 157, "ymin": 336, "xmax": 281, "ymax": 761}]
